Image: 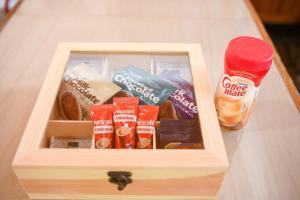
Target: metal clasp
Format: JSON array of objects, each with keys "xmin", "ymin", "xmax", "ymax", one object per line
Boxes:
[{"xmin": 108, "ymin": 171, "xmax": 132, "ymax": 191}]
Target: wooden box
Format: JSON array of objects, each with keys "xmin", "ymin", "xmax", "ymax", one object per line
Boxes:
[{"xmin": 13, "ymin": 43, "xmax": 228, "ymax": 199}]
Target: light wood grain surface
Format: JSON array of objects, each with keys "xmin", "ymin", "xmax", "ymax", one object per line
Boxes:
[{"xmin": 0, "ymin": 0, "xmax": 299, "ymax": 200}]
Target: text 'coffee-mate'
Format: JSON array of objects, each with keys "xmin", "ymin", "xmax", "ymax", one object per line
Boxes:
[{"xmin": 215, "ymin": 36, "xmax": 273, "ymax": 130}]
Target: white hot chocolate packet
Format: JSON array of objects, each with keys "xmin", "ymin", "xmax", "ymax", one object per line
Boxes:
[{"xmin": 58, "ymin": 63, "xmax": 121, "ymax": 120}]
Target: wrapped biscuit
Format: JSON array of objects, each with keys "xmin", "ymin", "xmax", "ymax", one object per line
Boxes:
[
  {"xmin": 50, "ymin": 136, "xmax": 91, "ymax": 148},
  {"xmin": 58, "ymin": 63, "xmax": 121, "ymax": 120}
]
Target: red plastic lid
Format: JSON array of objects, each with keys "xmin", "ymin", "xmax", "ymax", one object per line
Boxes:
[{"xmin": 225, "ymin": 36, "xmax": 273, "ymax": 72}]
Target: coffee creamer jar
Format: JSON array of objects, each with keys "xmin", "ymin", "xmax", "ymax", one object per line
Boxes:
[{"xmin": 215, "ymin": 36, "xmax": 273, "ymax": 130}]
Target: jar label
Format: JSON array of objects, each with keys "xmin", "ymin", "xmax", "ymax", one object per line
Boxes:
[{"xmin": 215, "ymin": 74, "xmax": 258, "ymax": 128}]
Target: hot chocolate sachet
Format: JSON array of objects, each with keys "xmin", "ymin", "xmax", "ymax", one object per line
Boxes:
[
  {"xmin": 90, "ymin": 104, "xmax": 114, "ymax": 149},
  {"xmin": 113, "ymin": 97, "xmax": 139, "ymax": 149},
  {"xmin": 112, "ymin": 66, "xmax": 176, "ymax": 106},
  {"xmin": 158, "ymin": 69, "xmax": 198, "ymax": 119},
  {"xmin": 58, "ymin": 63, "xmax": 121, "ymax": 120},
  {"xmin": 136, "ymin": 105, "xmax": 159, "ymax": 149}
]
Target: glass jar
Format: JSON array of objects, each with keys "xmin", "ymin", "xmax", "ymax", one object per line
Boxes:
[{"xmin": 215, "ymin": 36, "xmax": 273, "ymax": 130}]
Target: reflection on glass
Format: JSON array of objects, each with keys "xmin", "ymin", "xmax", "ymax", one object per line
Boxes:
[{"xmin": 46, "ymin": 53, "xmax": 203, "ymax": 149}]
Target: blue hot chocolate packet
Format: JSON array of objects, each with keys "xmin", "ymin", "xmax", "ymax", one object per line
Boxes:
[{"xmin": 113, "ymin": 66, "xmax": 176, "ymax": 105}]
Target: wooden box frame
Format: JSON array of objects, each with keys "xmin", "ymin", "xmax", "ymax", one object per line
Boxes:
[{"xmin": 13, "ymin": 43, "xmax": 228, "ymax": 199}]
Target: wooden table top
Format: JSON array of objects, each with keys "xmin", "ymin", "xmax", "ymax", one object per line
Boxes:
[{"xmin": 0, "ymin": 0, "xmax": 299, "ymax": 199}]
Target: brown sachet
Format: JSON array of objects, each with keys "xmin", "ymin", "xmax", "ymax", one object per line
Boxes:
[
  {"xmin": 104, "ymin": 90, "xmax": 130, "ymax": 104},
  {"xmin": 158, "ymin": 119, "xmax": 203, "ymax": 149},
  {"xmin": 158, "ymin": 100, "xmax": 178, "ymax": 120}
]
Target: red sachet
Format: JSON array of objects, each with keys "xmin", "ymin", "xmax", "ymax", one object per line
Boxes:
[
  {"xmin": 137, "ymin": 105, "xmax": 159, "ymax": 149},
  {"xmin": 90, "ymin": 104, "xmax": 114, "ymax": 149},
  {"xmin": 113, "ymin": 97, "xmax": 139, "ymax": 149}
]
